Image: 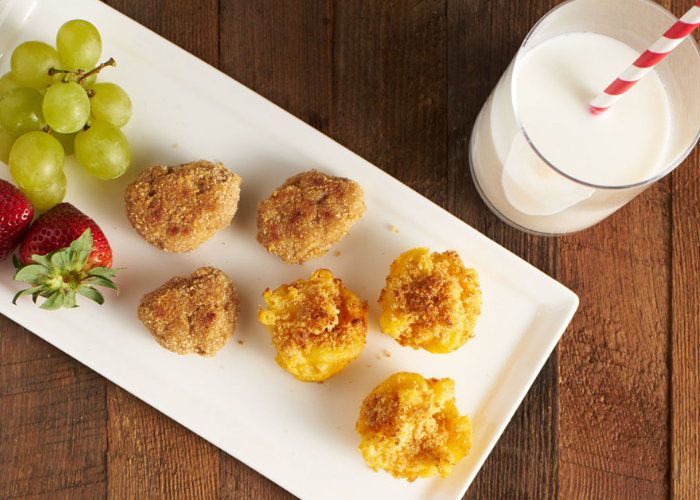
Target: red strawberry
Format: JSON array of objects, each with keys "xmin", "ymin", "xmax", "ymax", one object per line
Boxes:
[
  {"xmin": 12, "ymin": 202, "xmax": 123, "ymax": 310},
  {"xmin": 0, "ymin": 179, "xmax": 34, "ymax": 262},
  {"xmin": 19, "ymin": 202, "xmax": 112, "ymax": 269}
]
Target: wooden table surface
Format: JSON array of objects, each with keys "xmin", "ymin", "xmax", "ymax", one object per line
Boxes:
[{"xmin": 1, "ymin": 0, "xmax": 699, "ymax": 498}]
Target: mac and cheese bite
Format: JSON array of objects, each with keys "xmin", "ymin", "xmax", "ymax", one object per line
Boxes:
[
  {"xmin": 356, "ymin": 372, "xmax": 472, "ymax": 481},
  {"xmin": 378, "ymin": 248, "xmax": 481, "ymax": 353},
  {"xmin": 258, "ymin": 268, "xmax": 368, "ymax": 382}
]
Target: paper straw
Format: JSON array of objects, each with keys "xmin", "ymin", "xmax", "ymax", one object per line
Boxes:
[{"xmin": 589, "ymin": 0, "xmax": 700, "ymax": 115}]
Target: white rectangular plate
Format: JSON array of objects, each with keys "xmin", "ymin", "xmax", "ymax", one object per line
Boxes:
[{"xmin": 0, "ymin": 1, "xmax": 579, "ymax": 499}]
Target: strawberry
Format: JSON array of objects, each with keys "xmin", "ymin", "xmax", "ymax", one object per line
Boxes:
[
  {"xmin": 18, "ymin": 203, "xmax": 113, "ymax": 268},
  {"xmin": 12, "ymin": 202, "xmax": 123, "ymax": 310},
  {"xmin": 0, "ymin": 179, "xmax": 34, "ymax": 262}
]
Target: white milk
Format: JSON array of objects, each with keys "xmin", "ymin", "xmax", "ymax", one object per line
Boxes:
[{"xmin": 470, "ymin": 32, "xmax": 674, "ymax": 234}]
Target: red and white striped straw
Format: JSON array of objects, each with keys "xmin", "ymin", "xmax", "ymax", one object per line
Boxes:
[{"xmin": 589, "ymin": 0, "xmax": 700, "ymax": 115}]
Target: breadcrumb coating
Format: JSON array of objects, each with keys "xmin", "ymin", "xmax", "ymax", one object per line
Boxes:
[
  {"xmin": 378, "ymin": 248, "xmax": 481, "ymax": 353},
  {"xmin": 137, "ymin": 267, "xmax": 240, "ymax": 357},
  {"xmin": 258, "ymin": 268, "xmax": 368, "ymax": 382},
  {"xmin": 124, "ymin": 160, "xmax": 242, "ymax": 253},
  {"xmin": 256, "ymin": 169, "xmax": 366, "ymax": 264},
  {"xmin": 356, "ymin": 372, "xmax": 472, "ymax": 482}
]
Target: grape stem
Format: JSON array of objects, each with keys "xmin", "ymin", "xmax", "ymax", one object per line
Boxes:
[
  {"xmin": 79, "ymin": 58, "xmax": 116, "ymax": 84},
  {"xmin": 48, "ymin": 67, "xmax": 72, "ymax": 83},
  {"xmin": 47, "ymin": 58, "xmax": 117, "ymax": 85}
]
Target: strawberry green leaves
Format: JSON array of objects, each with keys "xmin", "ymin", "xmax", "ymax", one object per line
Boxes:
[{"xmin": 12, "ymin": 228, "xmax": 122, "ymax": 310}]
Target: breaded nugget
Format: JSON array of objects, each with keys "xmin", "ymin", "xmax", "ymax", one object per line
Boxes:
[
  {"xmin": 256, "ymin": 169, "xmax": 366, "ymax": 264},
  {"xmin": 356, "ymin": 372, "xmax": 472, "ymax": 482},
  {"xmin": 378, "ymin": 248, "xmax": 481, "ymax": 353},
  {"xmin": 137, "ymin": 267, "xmax": 240, "ymax": 357},
  {"xmin": 258, "ymin": 268, "xmax": 368, "ymax": 382},
  {"xmin": 124, "ymin": 160, "xmax": 242, "ymax": 253}
]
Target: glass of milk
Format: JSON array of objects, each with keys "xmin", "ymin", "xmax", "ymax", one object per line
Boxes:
[{"xmin": 469, "ymin": 0, "xmax": 700, "ymax": 235}]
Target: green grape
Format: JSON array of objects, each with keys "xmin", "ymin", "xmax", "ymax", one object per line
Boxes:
[
  {"xmin": 0, "ymin": 126, "xmax": 16, "ymax": 164},
  {"xmin": 0, "ymin": 87, "xmax": 46, "ymax": 136},
  {"xmin": 89, "ymin": 82, "xmax": 132, "ymax": 127},
  {"xmin": 0, "ymin": 72, "xmax": 21, "ymax": 96},
  {"xmin": 52, "ymin": 130, "xmax": 78, "ymax": 156},
  {"xmin": 21, "ymin": 170, "xmax": 67, "ymax": 212},
  {"xmin": 9, "ymin": 131, "xmax": 64, "ymax": 190},
  {"xmin": 56, "ymin": 20, "xmax": 102, "ymax": 71},
  {"xmin": 43, "ymin": 81, "xmax": 90, "ymax": 133},
  {"xmin": 10, "ymin": 41, "xmax": 61, "ymax": 90},
  {"xmin": 75, "ymin": 120, "xmax": 131, "ymax": 180}
]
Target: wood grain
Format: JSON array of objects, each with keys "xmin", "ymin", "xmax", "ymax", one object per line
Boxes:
[
  {"xmin": 219, "ymin": 0, "xmax": 333, "ymax": 136},
  {"xmin": 558, "ymin": 184, "xmax": 672, "ymax": 499},
  {"xmin": 333, "ymin": 0, "xmax": 448, "ymax": 204},
  {"xmin": 105, "ymin": 0, "xmax": 219, "ymax": 66},
  {"xmin": 0, "ymin": 321, "xmax": 107, "ymax": 500},
  {"xmin": 1, "ymin": 0, "xmax": 700, "ymax": 499},
  {"xmin": 670, "ymin": 13, "xmax": 700, "ymax": 498},
  {"xmin": 106, "ymin": 386, "xmax": 219, "ymax": 499},
  {"xmin": 671, "ymin": 140, "xmax": 700, "ymax": 499}
]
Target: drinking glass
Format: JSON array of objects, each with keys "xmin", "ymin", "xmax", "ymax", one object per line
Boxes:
[{"xmin": 469, "ymin": 0, "xmax": 700, "ymax": 235}]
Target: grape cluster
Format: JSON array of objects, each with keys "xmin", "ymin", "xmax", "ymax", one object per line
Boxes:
[{"xmin": 0, "ymin": 20, "xmax": 132, "ymax": 211}]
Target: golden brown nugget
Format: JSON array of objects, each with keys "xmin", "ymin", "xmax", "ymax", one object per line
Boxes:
[
  {"xmin": 256, "ymin": 169, "xmax": 366, "ymax": 264},
  {"xmin": 356, "ymin": 372, "xmax": 472, "ymax": 482},
  {"xmin": 258, "ymin": 268, "xmax": 368, "ymax": 382},
  {"xmin": 378, "ymin": 248, "xmax": 481, "ymax": 353},
  {"xmin": 124, "ymin": 160, "xmax": 242, "ymax": 253},
  {"xmin": 138, "ymin": 267, "xmax": 240, "ymax": 357}
]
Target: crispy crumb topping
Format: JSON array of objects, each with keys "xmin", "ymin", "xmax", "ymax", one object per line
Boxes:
[
  {"xmin": 124, "ymin": 160, "xmax": 242, "ymax": 253},
  {"xmin": 256, "ymin": 169, "xmax": 366, "ymax": 264},
  {"xmin": 137, "ymin": 267, "xmax": 240, "ymax": 357},
  {"xmin": 356, "ymin": 372, "xmax": 472, "ymax": 481},
  {"xmin": 258, "ymin": 268, "xmax": 368, "ymax": 382},
  {"xmin": 378, "ymin": 248, "xmax": 481, "ymax": 353}
]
